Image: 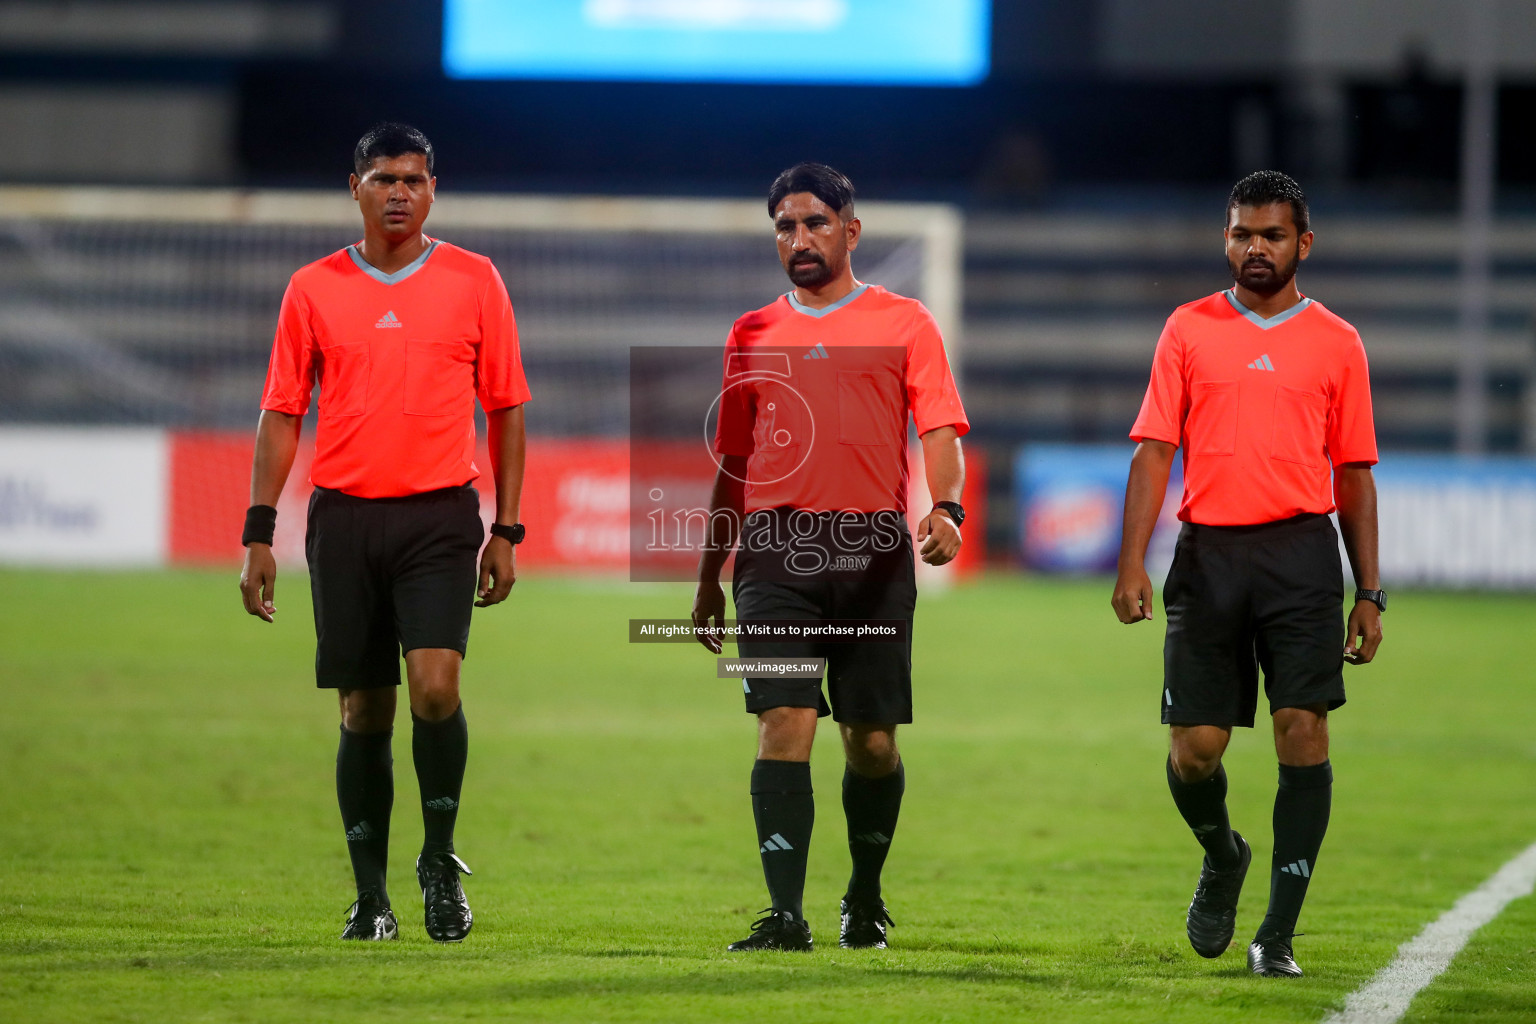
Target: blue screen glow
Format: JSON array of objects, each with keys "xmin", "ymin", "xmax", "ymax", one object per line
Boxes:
[{"xmin": 443, "ymin": 0, "xmax": 991, "ymax": 86}]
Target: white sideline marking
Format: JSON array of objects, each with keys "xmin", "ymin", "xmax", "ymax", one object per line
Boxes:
[{"xmin": 1324, "ymin": 840, "xmax": 1536, "ymax": 1024}]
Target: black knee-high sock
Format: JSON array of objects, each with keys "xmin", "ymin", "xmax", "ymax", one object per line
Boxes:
[
  {"xmin": 337, "ymin": 726, "xmax": 393, "ymax": 898},
  {"xmin": 1257, "ymin": 760, "xmax": 1332, "ymax": 942},
  {"xmin": 843, "ymin": 761, "xmax": 904, "ymax": 900},
  {"xmin": 1166, "ymin": 756, "xmax": 1241, "ymax": 869},
  {"xmin": 413, "ymin": 704, "xmax": 468, "ymax": 857},
  {"xmin": 750, "ymin": 759, "xmax": 814, "ymax": 921}
]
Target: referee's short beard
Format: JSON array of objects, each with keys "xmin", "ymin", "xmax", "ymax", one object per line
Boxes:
[
  {"xmin": 1229, "ymin": 244, "xmax": 1300, "ymax": 297},
  {"xmin": 786, "ymin": 253, "xmax": 836, "ymax": 288}
]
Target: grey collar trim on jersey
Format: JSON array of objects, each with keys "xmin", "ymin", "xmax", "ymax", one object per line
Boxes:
[
  {"xmin": 1224, "ymin": 288, "xmax": 1313, "ymax": 330},
  {"xmin": 786, "ymin": 281, "xmax": 869, "ymax": 318},
  {"xmin": 347, "ymin": 239, "xmax": 439, "ymax": 285}
]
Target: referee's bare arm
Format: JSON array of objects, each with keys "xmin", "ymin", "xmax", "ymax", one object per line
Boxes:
[
  {"xmin": 691, "ymin": 456, "xmax": 746, "ymax": 654},
  {"xmin": 239, "ymin": 410, "xmax": 302, "ymax": 622},
  {"xmin": 1335, "ymin": 463, "xmax": 1383, "ymax": 665},
  {"xmin": 477, "ymin": 404, "xmax": 526, "ymax": 607},
  {"xmin": 917, "ymin": 425, "xmax": 964, "ymax": 565},
  {"xmin": 1112, "ymin": 439, "xmax": 1177, "ymax": 623}
]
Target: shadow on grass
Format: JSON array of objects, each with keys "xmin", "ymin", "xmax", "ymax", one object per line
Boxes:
[{"xmin": 412, "ymin": 962, "xmax": 1057, "ymax": 1007}]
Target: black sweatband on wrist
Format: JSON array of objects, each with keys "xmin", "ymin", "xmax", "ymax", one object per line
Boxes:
[{"xmin": 242, "ymin": 504, "xmax": 277, "ymax": 547}]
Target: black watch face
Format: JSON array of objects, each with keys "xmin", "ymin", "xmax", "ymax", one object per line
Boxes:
[
  {"xmin": 510, "ymin": 523, "xmax": 526, "ymax": 544},
  {"xmin": 937, "ymin": 503, "xmax": 964, "ymax": 526}
]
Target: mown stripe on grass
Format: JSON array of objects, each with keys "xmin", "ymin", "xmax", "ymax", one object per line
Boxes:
[{"xmin": 1324, "ymin": 840, "xmax": 1536, "ymax": 1024}]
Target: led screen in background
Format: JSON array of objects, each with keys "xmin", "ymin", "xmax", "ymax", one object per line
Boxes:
[{"xmin": 443, "ymin": 0, "xmax": 991, "ymax": 86}]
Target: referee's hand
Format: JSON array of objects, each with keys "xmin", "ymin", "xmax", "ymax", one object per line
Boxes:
[
  {"xmin": 475, "ymin": 536, "xmax": 516, "ymax": 607},
  {"xmin": 692, "ymin": 581, "xmax": 726, "ymax": 654},
  {"xmin": 1343, "ymin": 601, "xmax": 1383, "ymax": 665},
  {"xmin": 239, "ymin": 544, "xmax": 278, "ymax": 623},
  {"xmin": 1111, "ymin": 567, "xmax": 1155, "ymax": 623},
  {"xmin": 918, "ymin": 512, "xmax": 961, "ymax": 566}
]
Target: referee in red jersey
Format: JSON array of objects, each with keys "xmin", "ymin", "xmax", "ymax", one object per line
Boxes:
[
  {"xmin": 692, "ymin": 163, "xmax": 968, "ymax": 952},
  {"xmin": 1113, "ymin": 171, "xmax": 1383, "ymax": 978},
  {"xmin": 238, "ymin": 123, "xmax": 530, "ymax": 942}
]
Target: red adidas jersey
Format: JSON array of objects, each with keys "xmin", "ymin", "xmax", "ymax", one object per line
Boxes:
[
  {"xmin": 1131, "ymin": 290, "xmax": 1377, "ymax": 526},
  {"xmin": 714, "ymin": 284, "xmax": 968, "ymax": 514},
  {"xmin": 260, "ymin": 240, "xmax": 531, "ymax": 499}
]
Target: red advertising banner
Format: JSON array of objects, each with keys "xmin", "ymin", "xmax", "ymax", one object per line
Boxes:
[{"xmin": 167, "ymin": 432, "xmax": 981, "ymax": 574}]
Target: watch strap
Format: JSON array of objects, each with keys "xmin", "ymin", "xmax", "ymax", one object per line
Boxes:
[
  {"xmin": 1354, "ymin": 588, "xmax": 1386, "ymax": 612},
  {"xmin": 932, "ymin": 500, "xmax": 965, "ymax": 526},
  {"xmin": 490, "ymin": 522, "xmax": 525, "ymax": 545}
]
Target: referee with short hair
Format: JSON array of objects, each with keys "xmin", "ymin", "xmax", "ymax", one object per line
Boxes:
[
  {"xmin": 1113, "ymin": 171, "xmax": 1383, "ymax": 978},
  {"xmin": 238, "ymin": 123, "xmax": 530, "ymax": 942},
  {"xmin": 692, "ymin": 163, "xmax": 968, "ymax": 952}
]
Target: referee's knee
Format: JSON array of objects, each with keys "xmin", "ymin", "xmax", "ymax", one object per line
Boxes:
[
  {"xmin": 339, "ymin": 688, "xmax": 396, "ymax": 733},
  {"xmin": 842, "ymin": 725, "xmax": 900, "ymax": 778},
  {"xmin": 1168, "ymin": 750, "xmax": 1222, "ymax": 782},
  {"xmin": 410, "ymin": 688, "xmax": 461, "ymax": 723},
  {"xmin": 404, "ymin": 648, "xmax": 463, "ymax": 722},
  {"xmin": 1168, "ymin": 734, "xmax": 1226, "ymax": 781}
]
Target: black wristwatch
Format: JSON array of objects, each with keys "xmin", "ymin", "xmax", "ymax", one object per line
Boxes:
[
  {"xmin": 931, "ymin": 501, "xmax": 965, "ymax": 527},
  {"xmin": 1354, "ymin": 588, "xmax": 1386, "ymax": 612},
  {"xmin": 490, "ymin": 523, "xmax": 526, "ymax": 545}
]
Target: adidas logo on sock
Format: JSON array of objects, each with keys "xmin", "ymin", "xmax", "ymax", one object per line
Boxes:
[
  {"xmin": 851, "ymin": 831, "xmax": 891, "ymax": 845},
  {"xmin": 760, "ymin": 833, "xmax": 794, "ymax": 853},
  {"xmin": 345, "ymin": 821, "xmax": 376, "ymax": 842},
  {"xmin": 1192, "ymin": 824, "xmax": 1218, "ymax": 835},
  {"xmin": 802, "ymin": 343, "xmax": 829, "ymax": 360},
  {"xmin": 375, "ymin": 310, "xmax": 403, "ymax": 329},
  {"xmin": 424, "ymin": 797, "xmax": 458, "ymax": 811},
  {"xmin": 1247, "ymin": 353, "xmax": 1275, "ymax": 371},
  {"xmin": 1280, "ymin": 858, "xmax": 1311, "ymax": 877}
]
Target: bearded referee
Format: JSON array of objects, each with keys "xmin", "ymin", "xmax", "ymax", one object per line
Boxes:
[
  {"xmin": 238, "ymin": 123, "xmax": 530, "ymax": 942},
  {"xmin": 692, "ymin": 163, "xmax": 968, "ymax": 951},
  {"xmin": 1112, "ymin": 171, "xmax": 1383, "ymax": 977}
]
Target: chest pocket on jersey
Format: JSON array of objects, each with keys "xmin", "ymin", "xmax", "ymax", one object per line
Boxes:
[
  {"xmin": 837, "ymin": 370, "xmax": 902, "ymax": 446},
  {"xmin": 1188, "ymin": 380, "xmax": 1237, "ymax": 456},
  {"xmin": 405, "ymin": 339, "xmax": 475, "ymax": 417},
  {"xmin": 318, "ymin": 343, "xmax": 369, "ymax": 418},
  {"xmin": 1271, "ymin": 386, "xmax": 1328, "ymax": 467}
]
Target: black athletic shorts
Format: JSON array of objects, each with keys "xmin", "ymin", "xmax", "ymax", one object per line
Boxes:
[
  {"xmin": 305, "ymin": 483, "xmax": 483, "ymax": 689},
  {"xmin": 731, "ymin": 507, "xmax": 917, "ymax": 724},
  {"xmin": 1162, "ymin": 512, "xmax": 1346, "ymax": 728}
]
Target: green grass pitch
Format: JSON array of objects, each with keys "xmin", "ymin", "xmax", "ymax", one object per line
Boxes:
[{"xmin": 1, "ymin": 568, "xmax": 1534, "ymax": 1023}]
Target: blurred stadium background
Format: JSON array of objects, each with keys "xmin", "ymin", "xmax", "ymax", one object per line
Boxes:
[{"xmin": 2, "ymin": 0, "xmax": 1534, "ymax": 588}]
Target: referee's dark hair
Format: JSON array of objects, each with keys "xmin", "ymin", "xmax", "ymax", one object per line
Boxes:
[
  {"xmin": 768, "ymin": 162, "xmax": 855, "ymax": 219},
  {"xmin": 1228, "ymin": 170, "xmax": 1309, "ymax": 234},
  {"xmin": 354, "ymin": 122, "xmax": 435, "ymax": 177}
]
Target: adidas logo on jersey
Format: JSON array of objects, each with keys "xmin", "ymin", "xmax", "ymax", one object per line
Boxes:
[
  {"xmin": 803, "ymin": 343, "xmax": 829, "ymax": 360},
  {"xmin": 1247, "ymin": 353, "xmax": 1275, "ymax": 371},
  {"xmin": 375, "ymin": 310, "xmax": 403, "ymax": 329}
]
